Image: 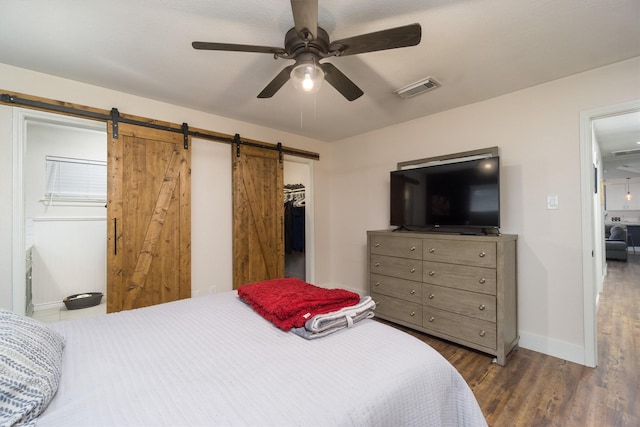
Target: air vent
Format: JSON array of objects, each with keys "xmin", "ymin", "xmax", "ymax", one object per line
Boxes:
[
  {"xmin": 395, "ymin": 77, "xmax": 440, "ymax": 99},
  {"xmin": 611, "ymin": 147, "xmax": 640, "ymax": 156}
]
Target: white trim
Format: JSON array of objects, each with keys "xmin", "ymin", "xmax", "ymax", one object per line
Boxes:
[
  {"xmin": 33, "ymin": 301, "xmax": 65, "ymax": 312},
  {"xmin": 579, "ymin": 99, "xmax": 640, "ymax": 368},
  {"xmin": 11, "ymin": 108, "xmax": 106, "ymax": 315},
  {"xmin": 12, "ymin": 109, "xmax": 26, "ymax": 315},
  {"xmin": 33, "ymin": 216, "xmax": 107, "ymax": 222},
  {"xmin": 518, "ymin": 331, "xmax": 586, "ymax": 366},
  {"xmin": 39, "ymin": 199, "xmax": 107, "ymax": 207}
]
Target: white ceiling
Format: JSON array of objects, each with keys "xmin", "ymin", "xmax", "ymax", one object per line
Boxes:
[{"xmin": 1, "ymin": 0, "xmax": 639, "ymax": 142}]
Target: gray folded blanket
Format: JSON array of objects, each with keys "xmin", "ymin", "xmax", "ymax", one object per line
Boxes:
[{"xmin": 291, "ymin": 296, "xmax": 376, "ymax": 340}]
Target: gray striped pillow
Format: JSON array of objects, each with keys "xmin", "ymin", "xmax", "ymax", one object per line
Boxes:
[{"xmin": 0, "ymin": 310, "xmax": 65, "ymax": 426}]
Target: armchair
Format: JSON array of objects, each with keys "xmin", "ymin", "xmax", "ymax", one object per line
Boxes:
[{"xmin": 605, "ymin": 224, "xmax": 628, "ymax": 261}]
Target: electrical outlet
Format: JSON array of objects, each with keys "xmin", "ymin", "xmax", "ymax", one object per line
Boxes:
[
  {"xmin": 209, "ymin": 286, "xmax": 217, "ymax": 294},
  {"xmin": 547, "ymin": 195, "xmax": 559, "ymax": 210}
]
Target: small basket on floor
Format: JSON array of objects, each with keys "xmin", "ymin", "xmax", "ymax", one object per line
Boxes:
[{"xmin": 63, "ymin": 292, "xmax": 103, "ymax": 310}]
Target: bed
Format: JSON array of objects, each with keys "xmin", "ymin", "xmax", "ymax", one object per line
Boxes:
[{"xmin": 3, "ymin": 290, "xmax": 487, "ymax": 426}]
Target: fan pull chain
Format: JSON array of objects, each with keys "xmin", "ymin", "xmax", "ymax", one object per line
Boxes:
[{"xmin": 300, "ymin": 94, "xmax": 304, "ymax": 129}]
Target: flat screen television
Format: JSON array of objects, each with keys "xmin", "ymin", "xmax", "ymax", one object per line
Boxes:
[{"xmin": 390, "ymin": 157, "xmax": 500, "ymax": 230}]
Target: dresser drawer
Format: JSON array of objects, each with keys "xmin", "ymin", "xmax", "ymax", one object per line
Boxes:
[
  {"xmin": 372, "ymin": 293, "xmax": 422, "ymax": 327},
  {"xmin": 370, "ymin": 254, "xmax": 422, "ymax": 282},
  {"xmin": 423, "ymin": 261, "xmax": 496, "ymax": 295},
  {"xmin": 370, "ymin": 235, "xmax": 422, "ymax": 260},
  {"xmin": 423, "ymin": 238, "xmax": 496, "ymax": 268},
  {"xmin": 423, "ymin": 284, "xmax": 496, "ymax": 322},
  {"xmin": 370, "ymin": 273, "xmax": 422, "ymax": 303},
  {"xmin": 423, "ymin": 306, "xmax": 497, "ymax": 350}
]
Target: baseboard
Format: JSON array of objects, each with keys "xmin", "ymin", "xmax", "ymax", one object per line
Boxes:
[
  {"xmin": 518, "ymin": 331, "xmax": 587, "ymax": 366},
  {"xmin": 33, "ymin": 301, "xmax": 64, "ymax": 312}
]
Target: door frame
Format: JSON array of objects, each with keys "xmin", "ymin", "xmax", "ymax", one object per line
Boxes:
[
  {"xmin": 579, "ymin": 99, "xmax": 640, "ymax": 367},
  {"xmin": 11, "ymin": 108, "xmax": 106, "ymax": 314}
]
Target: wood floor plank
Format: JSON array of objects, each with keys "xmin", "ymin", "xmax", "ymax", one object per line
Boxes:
[{"xmin": 379, "ymin": 254, "xmax": 640, "ymax": 426}]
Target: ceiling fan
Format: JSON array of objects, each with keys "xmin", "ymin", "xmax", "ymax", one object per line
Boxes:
[{"xmin": 192, "ymin": 0, "xmax": 421, "ymax": 101}]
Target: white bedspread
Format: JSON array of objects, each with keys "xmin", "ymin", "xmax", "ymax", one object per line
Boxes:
[{"xmin": 38, "ymin": 291, "xmax": 487, "ymax": 427}]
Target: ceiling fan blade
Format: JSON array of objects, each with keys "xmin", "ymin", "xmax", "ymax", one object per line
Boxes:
[
  {"xmin": 319, "ymin": 63, "xmax": 363, "ymax": 101},
  {"xmin": 290, "ymin": 0, "xmax": 318, "ymax": 41},
  {"xmin": 329, "ymin": 23, "xmax": 421, "ymax": 56},
  {"xmin": 192, "ymin": 41, "xmax": 285, "ymax": 56},
  {"xmin": 257, "ymin": 65, "xmax": 296, "ymax": 98}
]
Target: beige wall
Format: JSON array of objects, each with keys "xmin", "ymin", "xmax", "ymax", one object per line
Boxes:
[
  {"xmin": 328, "ymin": 56, "xmax": 640, "ymax": 364},
  {"xmin": 0, "ymin": 63, "xmax": 332, "ymax": 310},
  {"xmin": 2, "ymin": 57, "xmax": 639, "ymax": 364}
]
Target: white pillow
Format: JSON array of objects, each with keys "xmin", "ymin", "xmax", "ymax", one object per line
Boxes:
[{"xmin": 0, "ymin": 310, "xmax": 65, "ymax": 426}]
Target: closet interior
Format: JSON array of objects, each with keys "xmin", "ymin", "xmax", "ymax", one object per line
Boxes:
[{"xmin": 284, "ymin": 183, "xmax": 305, "ymax": 280}]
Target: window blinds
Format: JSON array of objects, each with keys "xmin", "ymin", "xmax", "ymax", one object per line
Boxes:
[{"xmin": 45, "ymin": 156, "xmax": 107, "ymax": 201}]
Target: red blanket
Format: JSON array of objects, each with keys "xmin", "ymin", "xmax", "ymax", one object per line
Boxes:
[{"xmin": 237, "ymin": 278, "xmax": 360, "ymax": 331}]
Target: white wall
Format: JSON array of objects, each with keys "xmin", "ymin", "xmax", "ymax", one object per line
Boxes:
[
  {"xmin": 25, "ymin": 120, "xmax": 107, "ymax": 307},
  {"xmin": 0, "ymin": 63, "xmax": 332, "ymax": 311},
  {"xmin": 2, "ymin": 58, "xmax": 639, "ymax": 365},
  {"xmin": 328, "ymin": 57, "xmax": 640, "ymax": 365},
  {"xmin": 190, "ymin": 138, "xmax": 233, "ymax": 295},
  {"xmin": 284, "ymin": 161, "xmax": 310, "ymax": 188}
]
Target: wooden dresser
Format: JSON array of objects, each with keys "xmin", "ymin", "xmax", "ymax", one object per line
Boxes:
[{"xmin": 367, "ymin": 230, "xmax": 518, "ymax": 366}]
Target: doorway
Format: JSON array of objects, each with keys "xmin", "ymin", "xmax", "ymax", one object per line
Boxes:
[
  {"xmin": 284, "ymin": 156, "xmax": 314, "ymax": 283},
  {"xmin": 579, "ymin": 99, "xmax": 640, "ymax": 367},
  {"xmin": 12, "ymin": 108, "xmax": 107, "ymax": 317}
]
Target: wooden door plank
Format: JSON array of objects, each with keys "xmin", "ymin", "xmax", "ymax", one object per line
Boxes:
[
  {"xmin": 107, "ymin": 123, "xmax": 190, "ymax": 312},
  {"xmin": 107, "ymin": 122, "xmax": 124, "ymax": 313},
  {"xmin": 178, "ymin": 135, "xmax": 192, "ymax": 301},
  {"xmin": 123, "ymin": 149, "xmax": 182, "ymax": 310},
  {"xmin": 240, "ymin": 162, "xmax": 277, "ymax": 279},
  {"xmin": 232, "ymin": 145, "xmax": 283, "ymax": 288}
]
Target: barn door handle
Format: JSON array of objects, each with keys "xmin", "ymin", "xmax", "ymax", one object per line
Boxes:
[{"xmin": 114, "ymin": 218, "xmax": 117, "ymax": 255}]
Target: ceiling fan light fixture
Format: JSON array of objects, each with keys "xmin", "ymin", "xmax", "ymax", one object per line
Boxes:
[{"xmin": 290, "ymin": 62, "xmax": 324, "ymax": 94}]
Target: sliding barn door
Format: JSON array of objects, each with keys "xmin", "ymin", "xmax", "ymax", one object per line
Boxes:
[
  {"xmin": 107, "ymin": 123, "xmax": 191, "ymax": 312},
  {"xmin": 232, "ymin": 144, "xmax": 284, "ymax": 288}
]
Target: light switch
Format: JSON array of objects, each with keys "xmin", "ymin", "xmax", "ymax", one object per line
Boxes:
[{"xmin": 547, "ymin": 195, "xmax": 559, "ymax": 210}]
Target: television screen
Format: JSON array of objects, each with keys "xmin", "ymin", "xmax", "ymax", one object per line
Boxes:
[{"xmin": 390, "ymin": 157, "xmax": 500, "ymax": 229}]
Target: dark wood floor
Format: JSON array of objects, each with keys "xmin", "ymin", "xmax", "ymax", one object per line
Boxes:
[{"xmin": 381, "ymin": 254, "xmax": 640, "ymax": 426}]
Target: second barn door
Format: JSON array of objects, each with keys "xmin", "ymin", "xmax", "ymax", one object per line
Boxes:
[
  {"xmin": 232, "ymin": 144, "xmax": 284, "ymax": 288},
  {"xmin": 107, "ymin": 122, "xmax": 191, "ymax": 312}
]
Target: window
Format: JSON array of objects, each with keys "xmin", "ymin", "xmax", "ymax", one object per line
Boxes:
[{"xmin": 44, "ymin": 156, "xmax": 107, "ymax": 203}]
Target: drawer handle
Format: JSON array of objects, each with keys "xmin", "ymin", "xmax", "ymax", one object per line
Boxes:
[
  {"xmin": 410, "ymin": 289, "xmax": 416, "ymax": 295},
  {"xmin": 429, "ymin": 270, "xmax": 435, "ymax": 276},
  {"xmin": 479, "ymin": 304, "xmax": 486, "ymax": 311},
  {"xmin": 479, "ymin": 278, "xmax": 486, "ymax": 284},
  {"xmin": 428, "ymin": 316, "xmax": 435, "ymax": 322},
  {"xmin": 410, "ymin": 268, "xmax": 416, "ymax": 273},
  {"xmin": 374, "ymin": 243, "xmax": 380, "ymax": 247},
  {"xmin": 410, "ymin": 246, "xmax": 416, "ymax": 251},
  {"xmin": 375, "ymin": 282, "xmax": 380, "ymax": 287},
  {"xmin": 429, "ymin": 248, "xmax": 435, "ymax": 253},
  {"xmin": 374, "ymin": 262, "xmax": 380, "ymax": 267},
  {"xmin": 410, "ymin": 311, "xmax": 416, "ymax": 317},
  {"xmin": 428, "ymin": 293, "xmax": 434, "ymax": 299},
  {"xmin": 479, "ymin": 330, "xmax": 486, "ymax": 337},
  {"xmin": 479, "ymin": 251, "xmax": 486, "ymax": 258}
]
